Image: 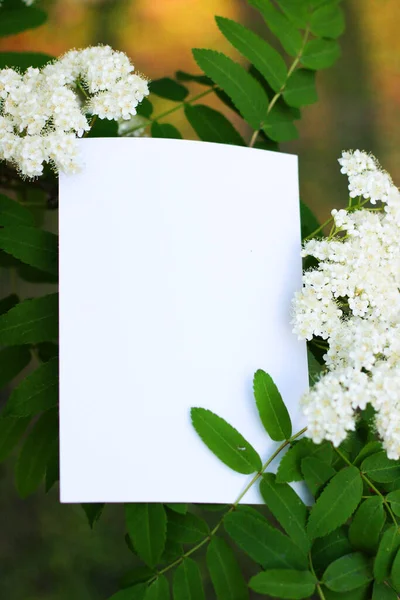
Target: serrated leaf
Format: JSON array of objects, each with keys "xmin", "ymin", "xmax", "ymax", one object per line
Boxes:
[
  {"xmin": 311, "ymin": 527, "xmax": 352, "ymax": 575},
  {"xmin": 120, "ymin": 566, "xmax": 154, "ymax": 589},
  {"xmin": 349, "ymin": 497, "xmax": 385, "ymax": 554},
  {"xmin": 150, "ymin": 78, "xmax": 188, "ymax": 101},
  {"xmin": 144, "ymin": 575, "xmax": 170, "ymax": 600},
  {"xmin": 215, "ymin": 17, "xmax": 287, "ymax": 93},
  {"xmin": 277, "ymin": 438, "xmax": 332, "ymax": 483},
  {"xmin": 0, "ymin": 416, "xmax": 30, "ymax": 461},
  {"xmin": 0, "ymin": 52, "xmax": 53, "ymax": 71},
  {"xmin": 224, "ymin": 510, "xmax": 308, "ymax": 569},
  {"xmin": 184, "ymin": 104, "xmax": 245, "ymax": 146},
  {"xmin": 260, "ymin": 473, "xmax": 309, "ymax": 553},
  {"xmin": 207, "ymin": 537, "xmax": 249, "ymax": 600},
  {"xmin": 161, "ymin": 539, "xmax": 182, "ymax": 563},
  {"xmin": 323, "ymin": 585, "xmax": 370, "ymax": 600},
  {"xmin": 0, "ymin": 194, "xmax": 34, "ymax": 227},
  {"xmin": 262, "ymin": 103, "xmax": 299, "ymax": 142},
  {"xmin": 301, "ymin": 456, "xmax": 335, "ymax": 496},
  {"xmin": 167, "ymin": 510, "xmax": 209, "ymax": 544},
  {"xmin": 17, "ymin": 263, "xmax": 58, "ymax": 284},
  {"xmin": 322, "ymin": 553, "xmax": 372, "ymax": 592},
  {"xmin": 353, "ymin": 440, "xmax": 382, "ymax": 466},
  {"xmin": 165, "ymin": 503, "xmax": 187, "ymax": 515},
  {"xmin": 362, "ymin": 451, "xmax": 400, "ymax": 483},
  {"xmin": 372, "ymin": 581, "xmax": 398, "ymax": 600},
  {"xmin": 253, "ymin": 370, "xmax": 291, "ymax": 441},
  {"xmin": 283, "ymin": 69, "xmax": 317, "ymax": 108},
  {"xmin": 301, "ymin": 39, "xmax": 341, "ymax": 70},
  {"xmin": 192, "ymin": 49, "xmax": 268, "ymax": 129},
  {"xmin": 125, "ymin": 504, "xmax": 167, "ymax": 568},
  {"xmin": 248, "ymin": 0, "xmax": 303, "ymax": 57},
  {"xmin": 0, "ymin": 293, "xmax": 58, "ymax": 345},
  {"xmin": 307, "ymin": 349, "xmax": 324, "ymax": 387},
  {"xmin": 151, "ymin": 122, "xmax": 182, "ymax": 139},
  {"xmin": 175, "ymin": 70, "xmax": 213, "ymax": 86},
  {"xmin": 310, "ymin": 4, "xmax": 345, "ymax": 39},
  {"xmin": 0, "ymin": 6, "xmax": 47, "ymax": 37},
  {"xmin": 249, "ymin": 569, "xmax": 316, "ymax": 599},
  {"xmin": 391, "ymin": 547, "xmax": 400, "ymax": 593},
  {"xmin": 173, "ymin": 558, "xmax": 205, "ymax": 600},
  {"xmin": 307, "ymin": 466, "xmax": 363, "ymax": 539},
  {"xmin": 190, "ymin": 407, "xmax": 262, "ymax": 474},
  {"xmin": 0, "ymin": 293, "xmax": 19, "ymax": 315},
  {"xmin": 108, "ymin": 584, "xmax": 147, "ymax": 600},
  {"xmin": 136, "ymin": 97, "xmax": 153, "ymax": 118},
  {"xmin": 276, "ymin": 0, "xmax": 308, "ymax": 27},
  {"xmin": 387, "ymin": 490, "xmax": 400, "ymax": 517},
  {"xmin": 0, "ymin": 226, "xmax": 58, "ymax": 274},
  {"xmin": 374, "ymin": 525, "xmax": 400, "ymax": 582},
  {"xmin": 15, "ymin": 408, "xmax": 58, "ymax": 498},
  {"xmin": 82, "ymin": 503, "xmax": 104, "ymax": 528},
  {"xmin": 4, "ymin": 357, "xmax": 58, "ymax": 417},
  {"xmin": 0, "ymin": 345, "xmax": 31, "ymax": 389}
]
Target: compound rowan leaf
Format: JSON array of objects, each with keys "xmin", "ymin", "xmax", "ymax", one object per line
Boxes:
[
  {"xmin": 248, "ymin": 0, "xmax": 303, "ymax": 57},
  {"xmin": 125, "ymin": 504, "xmax": 167, "ymax": 568},
  {"xmin": 301, "ymin": 39, "xmax": 341, "ymax": 70},
  {"xmin": 301, "ymin": 456, "xmax": 335, "ymax": 496},
  {"xmin": 362, "ymin": 451, "xmax": 400, "ymax": 483},
  {"xmin": 207, "ymin": 537, "xmax": 248, "ymax": 600},
  {"xmin": 184, "ymin": 104, "xmax": 245, "ymax": 146},
  {"xmin": 167, "ymin": 510, "xmax": 209, "ymax": 544},
  {"xmin": 173, "ymin": 558, "xmax": 205, "ymax": 600},
  {"xmin": 253, "ymin": 370, "xmax": 291, "ymax": 441},
  {"xmin": 311, "ymin": 527, "xmax": 352, "ymax": 575},
  {"xmin": 322, "ymin": 553, "xmax": 373, "ymax": 592},
  {"xmin": 348, "ymin": 496, "xmax": 385, "ymax": 554},
  {"xmin": 283, "ymin": 69, "xmax": 318, "ymax": 108},
  {"xmin": 144, "ymin": 575, "xmax": 170, "ymax": 600},
  {"xmin": 277, "ymin": 438, "xmax": 332, "ymax": 482}
]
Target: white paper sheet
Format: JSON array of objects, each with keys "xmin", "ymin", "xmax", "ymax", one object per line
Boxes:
[{"xmin": 59, "ymin": 138, "xmax": 308, "ymax": 503}]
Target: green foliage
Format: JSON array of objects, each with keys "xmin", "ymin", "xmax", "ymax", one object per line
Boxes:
[
  {"xmin": 301, "ymin": 39, "xmax": 341, "ymax": 69},
  {"xmin": 322, "ymin": 553, "xmax": 373, "ymax": 592},
  {"xmin": 166, "ymin": 510, "xmax": 209, "ymax": 544},
  {"xmin": 374, "ymin": 526, "xmax": 400, "ymax": 582},
  {"xmin": 165, "ymin": 503, "xmax": 187, "ymax": 515},
  {"xmin": 277, "ymin": 437, "xmax": 332, "ymax": 482},
  {"xmin": 310, "ymin": 3, "xmax": 345, "ymax": 39},
  {"xmin": 0, "ymin": 293, "xmax": 58, "ymax": 345},
  {"xmin": 184, "ymin": 104, "xmax": 245, "ymax": 145},
  {"xmin": 4, "ymin": 357, "xmax": 58, "ymax": 417},
  {"xmin": 206, "ymin": 537, "xmax": 249, "ymax": 600},
  {"xmin": 253, "ymin": 370, "xmax": 292, "ymax": 440},
  {"xmin": 386, "ymin": 490, "xmax": 400, "ymax": 516},
  {"xmin": 144, "ymin": 576, "xmax": 170, "ymax": 600},
  {"xmin": 173, "ymin": 558, "xmax": 205, "ymax": 600},
  {"xmin": 0, "ymin": 224, "xmax": 58, "ymax": 273},
  {"xmin": 0, "ymin": 194, "xmax": 34, "ymax": 226},
  {"xmin": 307, "ymin": 466, "xmax": 363, "ymax": 539},
  {"xmin": 125, "ymin": 504, "xmax": 167, "ymax": 568},
  {"xmin": 0, "ymin": 415, "xmax": 31, "ymax": 462},
  {"xmin": 283, "ymin": 69, "xmax": 318, "ymax": 107},
  {"xmin": 311, "ymin": 527, "xmax": 352, "ymax": 574},
  {"xmin": 372, "ymin": 581, "xmax": 398, "ymax": 599},
  {"xmin": 361, "ymin": 451, "xmax": 400, "ymax": 483},
  {"xmin": 0, "ymin": 4, "xmax": 47, "ymax": 38},
  {"xmin": 301, "ymin": 456, "xmax": 335, "ymax": 496},
  {"xmin": 0, "ymin": 51, "xmax": 53, "ymax": 70},
  {"xmin": 249, "ymin": 569, "xmax": 316, "ymax": 598},
  {"xmin": 82, "ymin": 503, "xmax": 105, "ymax": 529},
  {"xmin": 0, "ymin": 345, "xmax": 31, "ymax": 389},
  {"xmin": 248, "ymin": 0, "xmax": 303, "ymax": 56},
  {"xmin": 300, "ymin": 202, "xmax": 320, "ymax": 241},
  {"xmin": 190, "ymin": 407, "xmax": 262, "ymax": 474},
  {"xmin": 150, "ymin": 78, "xmax": 189, "ymax": 101},
  {"xmin": 151, "ymin": 123, "xmax": 182, "ymax": 139},
  {"xmin": 349, "ymin": 497, "xmax": 385, "ymax": 554}
]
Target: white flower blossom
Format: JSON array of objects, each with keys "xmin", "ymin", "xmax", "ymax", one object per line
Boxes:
[
  {"xmin": 0, "ymin": 45, "xmax": 149, "ymax": 177},
  {"xmin": 293, "ymin": 150, "xmax": 400, "ymax": 458}
]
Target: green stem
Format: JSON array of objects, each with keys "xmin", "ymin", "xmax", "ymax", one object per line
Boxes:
[
  {"xmin": 121, "ymin": 87, "xmax": 216, "ymax": 137},
  {"xmin": 248, "ymin": 25, "xmax": 310, "ymax": 148},
  {"xmin": 153, "ymin": 427, "xmax": 308, "ymax": 582}
]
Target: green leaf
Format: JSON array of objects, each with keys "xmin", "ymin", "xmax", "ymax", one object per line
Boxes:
[
  {"xmin": 0, "ymin": 52, "xmax": 53, "ymax": 71},
  {"xmin": 0, "ymin": 345, "xmax": 31, "ymax": 389},
  {"xmin": 307, "ymin": 466, "xmax": 363, "ymax": 539},
  {"xmin": 184, "ymin": 104, "xmax": 245, "ymax": 146},
  {"xmin": 17, "ymin": 263, "xmax": 58, "ymax": 284},
  {"xmin": 387, "ymin": 490, "xmax": 400, "ymax": 517},
  {"xmin": 175, "ymin": 70, "xmax": 213, "ymax": 86},
  {"xmin": 224, "ymin": 510, "xmax": 308, "ymax": 569},
  {"xmin": 165, "ymin": 503, "xmax": 187, "ymax": 515},
  {"xmin": 301, "ymin": 39, "xmax": 341, "ymax": 70},
  {"xmin": 374, "ymin": 525, "xmax": 400, "ymax": 582},
  {"xmin": 283, "ymin": 69, "xmax": 318, "ymax": 108},
  {"xmin": 372, "ymin": 581, "xmax": 399, "ymax": 600},
  {"xmin": 0, "ymin": 293, "xmax": 58, "ymax": 345},
  {"xmin": 151, "ymin": 122, "xmax": 182, "ymax": 139},
  {"xmin": 0, "ymin": 293, "xmax": 19, "ymax": 315},
  {"xmin": 89, "ymin": 118, "xmax": 119, "ymax": 138},
  {"xmin": 0, "ymin": 194, "xmax": 34, "ymax": 227},
  {"xmin": 277, "ymin": 438, "xmax": 332, "ymax": 483},
  {"xmin": 136, "ymin": 98, "xmax": 153, "ymax": 118},
  {"xmin": 307, "ymin": 352, "xmax": 324, "ymax": 389},
  {"xmin": 249, "ymin": 569, "xmax": 316, "ymax": 598},
  {"xmin": 173, "ymin": 558, "xmax": 205, "ymax": 600},
  {"xmin": 191, "ymin": 407, "xmax": 262, "ymax": 474},
  {"xmin": 276, "ymin": 0, "xmax": 308, "ymax": 27},
  {"xmin": 167, "ymin": 510, "xmax": 209, "ymax": 544},
  {"xmin": 354, "ymin": 440, "xmax": 382, "ymax": 466},
  {"xmin": 207, "ymin": 537, "xmax": 249, "ymax": 600},
  {"xmin": 311, "ymin": 527, "xmax": 352, "ymax": 575},
  {"xmin": 253, "ymin": 370, "xmax": 292, "ymax": 441},
  {"xmin": 192, "ymin": 49, "xmax": 268, "ymax": 129},
  {"xmin": 391, "ymin": 547, "xmax": 400, "ymax": 593},
  {"xmin": 82, "ymin": 503, "xmax": 104, "ymax": 528},
  {"xmin": 150, "ymin": 78, "xmax": 188, "ymax": 101},
  {"xmin": 161, "ymin": 540, "xmax": 183, "ymax": 563},
  {"xmin": 125, "ymin": 504, "xmax": 167, "ymax": 568},
  {"xmin": 362, "ymin": 451, "xmax": 400, "ymax": 483},
  {"xmin": 108, "ymin": 584, "xmax": 147, "ymax": 600},
  {"xmin": 215, "ymin": 17, "xmax": 287, "ymax": 93},
  {"xmin": 0, "ymin": 6, "xmax": 47, "ymax": 37},
  {"xmin": 120, "ymin": 566, "xmax": 154, "ymax": 588},
  {"xmin": 15, "ymin": 408, "xmax": 58, "ymax": 498},
  {"xmin": 322, "ymin": 553, "xmax": 372, "ymax": 592},
  {"xmin": 0, "ymin": 226, "xmax": 58, "ymax": 275},
  {"xmin": 144, "ymin": 575, "xmax": 170, "ymax": 600},
  {"xmin": 349, "ymin": 497, "xmax": 385, "ymax": 554},
  {"xmin": 300, "ymin": 203, "xmax": 320, "ymax": 242},
  {"xmin": 0, "ymin": 416, "xmax": 30, "ymax": 462},
  {"xmin": 310, "ymin": 4, "xmax": 345, "ymax": 39},
  {"xmin": 253, "ymin": 369, "xmax": 292, "ymax": 442},
  {"xmin": 263, "ymin": 104, "xmax": 299, "ymax": 142},
  {"xmin": 323, "ymin": 585, "xmax": 371, "ymax": 600},
  {"xmin": 4, "ymin": 357, "xmax": 58, "ymax": 417},
  {"xmin": 248, "ymin": 0, "xmax": 303, "ymax": 57},
  {"xmin": 301, "ymin": 456, "xmax": 335, "ymax": 496},
  {"xmin": 260, "ymin": 473, "xmax": 309, "ymax": 553}
]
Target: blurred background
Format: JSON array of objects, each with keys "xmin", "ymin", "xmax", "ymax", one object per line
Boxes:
[{"xmin": 0, "ymin": 0, "xmax": 400, "ymax": 598}]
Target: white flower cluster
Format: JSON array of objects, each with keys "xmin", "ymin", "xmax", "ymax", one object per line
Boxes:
[
  {"xmin": 293, "ymin": 150, "xmax": 400, "ymax": 458},
  {"xmin": 0, "ymin": 46, "xmax": 149, "ymax": 177}
]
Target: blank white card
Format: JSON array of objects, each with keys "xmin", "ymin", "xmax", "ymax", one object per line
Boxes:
[{"xmin": 59, "ymin": 138, "xmax": 308, "ymax": 503}]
